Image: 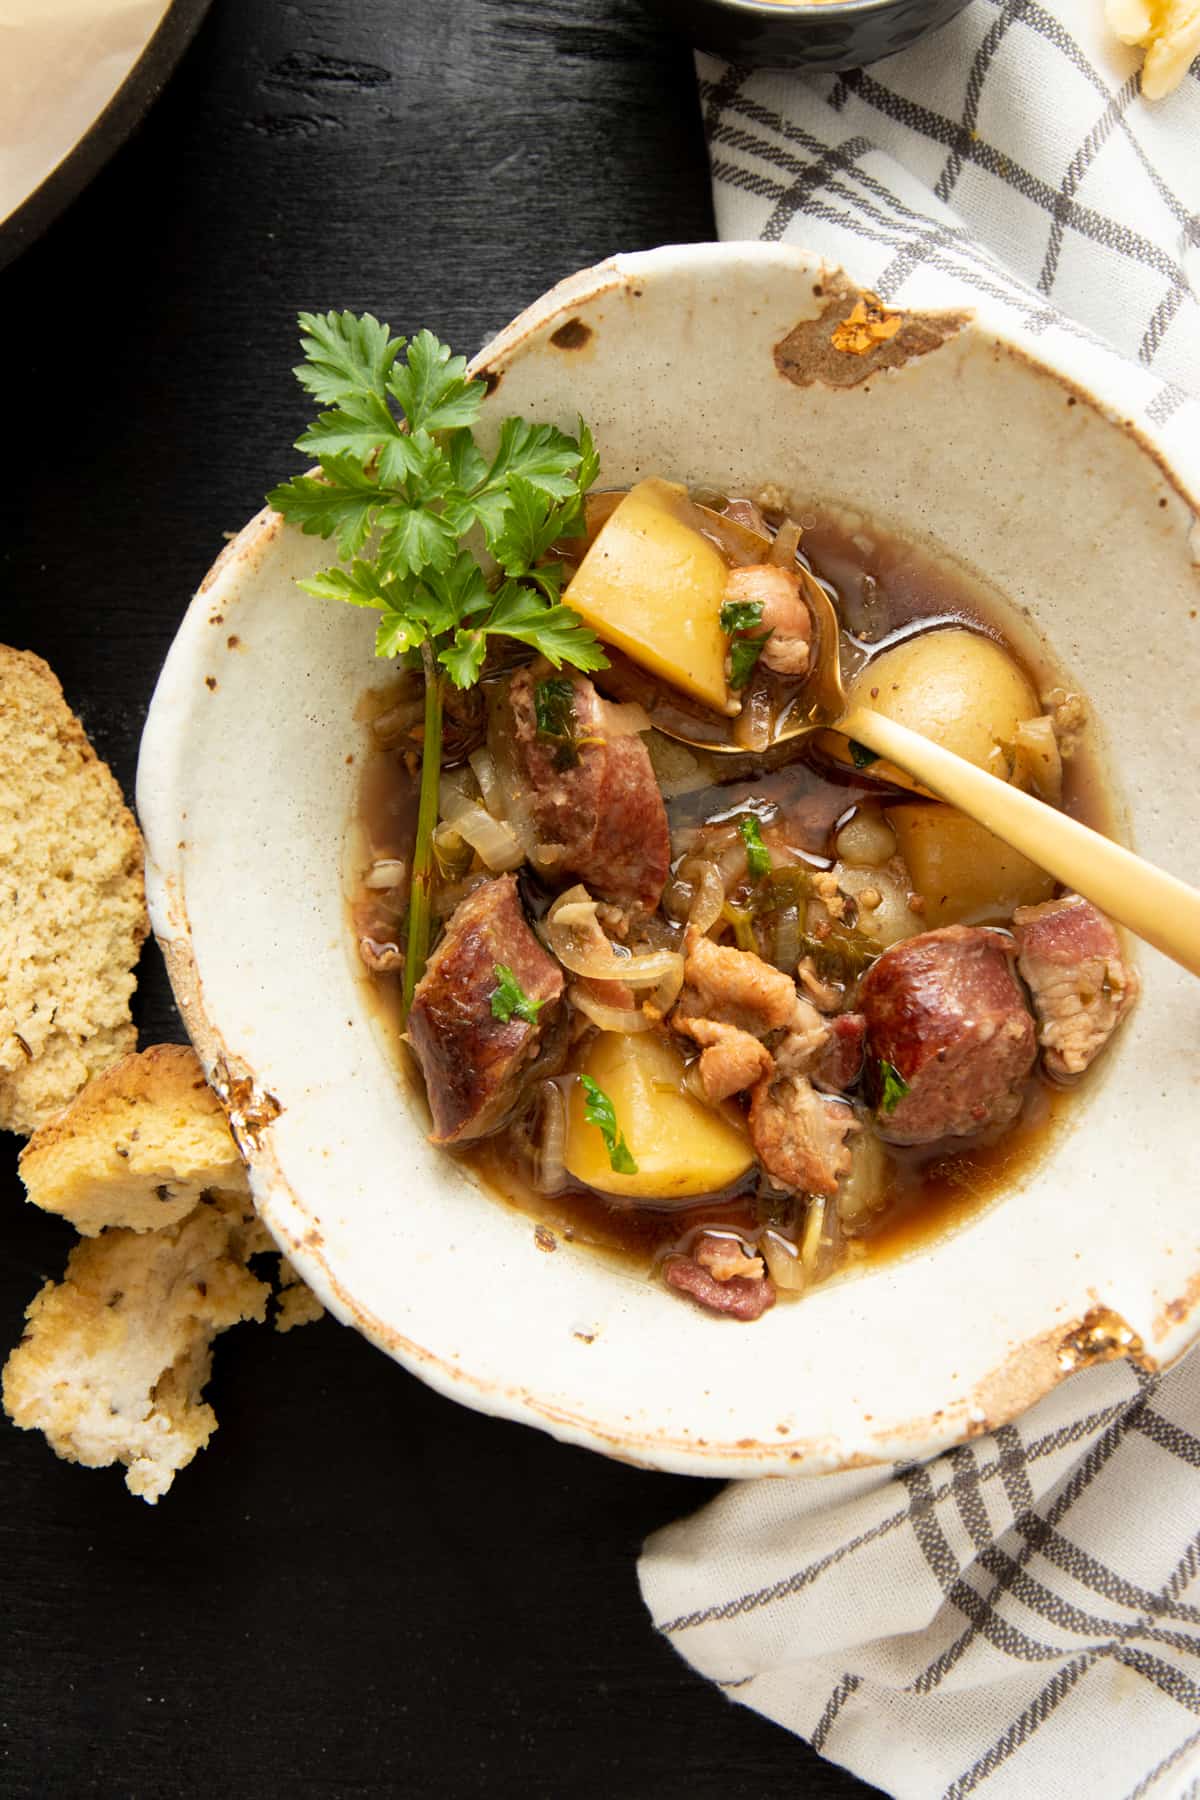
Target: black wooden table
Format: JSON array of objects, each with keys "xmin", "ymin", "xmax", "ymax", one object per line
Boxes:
[{"xmin": 1, "ymin": 4, "xmax": 873, "ymax": 1792}]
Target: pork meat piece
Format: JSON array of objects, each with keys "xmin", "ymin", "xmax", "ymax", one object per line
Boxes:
[
  {"xmin": 859, "ymin": 925, "xmax": 1036, "ymax": 1145},
  {"xmin": 664, "ymin": 1254, "xmax": 776, "ymax": 1321},
  {"xmin": 1012, "ymin": 895, "xmax": 1138, "ymax": 1079},
  {"xmin": 408, "ymin": 875, "xmax": 564, "ymax": 1144},
  {"xmin": 722, "ymin": 565, "xmax": 812, "ymax": 677},
  {"xmin": 675, "ymin": 933, "xmax": 799, "ymax": 1037},
  {"xmin": 674, "ymin": 1015, "xmax": 773, "ymax": 1102},
  {"xmin": 504, "ymin": 666, "xmax": 670, "ymax": 909},
  {"xmin": 748, "ymin": 1072, "xmax": 859, "ymax": 1196}
]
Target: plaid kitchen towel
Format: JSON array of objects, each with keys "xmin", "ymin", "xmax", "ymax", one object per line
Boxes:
[{"xmin": 639, "ymin": 13, "xmax": 1200, "ymax": 1797}]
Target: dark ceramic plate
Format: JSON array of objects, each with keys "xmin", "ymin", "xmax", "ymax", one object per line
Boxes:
[
  {"xmin": 640, "ymin": 0, "xmax": 971, "ymax": 70},
  {"xmin": 0, "ymin": 0, "xmax": 213, "ymax": 274}
]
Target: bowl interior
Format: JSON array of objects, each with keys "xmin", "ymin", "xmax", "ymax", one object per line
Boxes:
[{"xmin": 138, "ymin": 244, "xmax": 1200, "ymax": 1476}]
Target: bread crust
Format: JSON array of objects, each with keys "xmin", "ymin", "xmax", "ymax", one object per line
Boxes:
[
  {"xmin": 19, "ymin": 1042, "xmax": 246, "ymax": 1235},
  {"xmin": 0, "ymin": 645, "xmax": 148, "ymax": 1133}
]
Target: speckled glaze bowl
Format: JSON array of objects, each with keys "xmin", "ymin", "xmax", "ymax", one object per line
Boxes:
[
  {"xmin": 138, "ymin": 243, "xmax": 1200, "ymax": 1478},
  {"xmin": 637, "ymin": 0, "xmax": 971, "ymax": 71}
]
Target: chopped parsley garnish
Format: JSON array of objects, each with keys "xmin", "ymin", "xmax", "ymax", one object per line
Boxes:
[
  {"xmin": 720, "ymin": 596, "xmax": 772, "ymax": 691},
  {"xmin": 533, "ymin": 675, "xmax": 580, "ymax": 769},
  {"xmin": 878, "ymin": 1058, "xmax": 911, "ymax": 1114},
  {"xmin": 738, "ymin": 814, "xmax": 771, "ymax": 880},
  {"xmin": 579, "ymin": 1074, "xmax": 638, "ymax": 1174},
  {"xmin": 719, "ymin": 599, "xmax": 764, "ymax": 636},
  {"xmin": 848, "ymin": 740, "xmax": 879, "ymax": 769},
  {"xmin": 490, "ymin": 964, "xmax": 544, "ymax": 1025}
]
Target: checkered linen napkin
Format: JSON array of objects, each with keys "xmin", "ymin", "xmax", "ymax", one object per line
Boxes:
[{"xmin": 638, "ymin": 16, "xmax": 1200, "ymax": 1796}]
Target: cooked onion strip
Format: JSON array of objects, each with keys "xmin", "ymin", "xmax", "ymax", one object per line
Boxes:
[
  {"xmin": 439, "ymin": 774, "xmax": 524, "ymax": 872},
  {"xmin": 568, "ymin": 985, "xmax": 653, "ymax": 1033},
  {"xmin": 800, "ymin": 1194, "xmax": 827, "ymax": 1269},
  {"xmin": 600, "ymin": 700, "xmax": 652, "ymax": 737},
  {"xmin": 683, "ymin": 859, "xmax": 725, "ymax": 936},
  {"xmin": 545, "ymin": 886, "xmax": 684, "ymax": 988},
  {"xmin": 532, "ymin": 1081, "xmax": 567, "ymax": 1194},
  {"xmin": 767, "ymin": 519, "xmax": 803, "ymax": 569},
  {"xmin": 761, "ymin": 1230, "xmax": 807, "ymax": 1291},
  {"xmin": 468, "ymin": 745, "xmax": 505, "ymax": 816}
]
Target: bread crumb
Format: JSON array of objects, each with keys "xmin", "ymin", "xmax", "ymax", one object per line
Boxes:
[
  {"xmin": 2, "ymin": 1188, "xmax": 269, "ymax": 1503},
  {"xmin": 19, "ymin": 1044, "xmax": 246, "ymax": 1235},
  {"xmin": 0, "ymin": 647, "xmax": 147, "ymax": 1134},
  {"xmin": 275, "ymin": 1256, "xmax": 325, "ymax": 1333}
]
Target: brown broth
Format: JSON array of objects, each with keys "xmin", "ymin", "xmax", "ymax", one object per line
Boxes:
[{"xmin": 348, "ymin": 501, "xmax": 1112, "ymax": 1302}]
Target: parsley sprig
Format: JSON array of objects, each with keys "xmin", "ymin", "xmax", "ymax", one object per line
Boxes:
[
  {"xmin": 267, "ymin": 312, "xmax": 608, "ymax": 1009},
  {"xmin": 268, "ymin": 313, "xmax": 605, "ymax": 685},
  {"xmin": 579, "ymin": 1075, "xmax": 638, "ymax": 1175}
]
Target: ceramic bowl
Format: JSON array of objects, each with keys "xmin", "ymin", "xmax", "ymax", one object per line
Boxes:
[
  {"xmin": 638, "ymin": 0, "xmax": 971, "ymax": 72},
  {"xmin": 138, "ymin": 243, "xmax": 1200, "ymax": 1478}
]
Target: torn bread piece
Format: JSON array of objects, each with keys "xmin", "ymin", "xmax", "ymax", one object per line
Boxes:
[
  {"xmin": 276, "ymin": 1256, "xmax": 326, "ymax": 1333},
  {"xmin": 0, "ymin": 646, "xmax": 148, "ymax": 1134},
  {"xmin": 2, "ymin": 1189, "xmax": 269, "ymax": 1504},
  {"xmin": 20, "ymin": 1043, "xmax": 246, "ymax": 1235}
]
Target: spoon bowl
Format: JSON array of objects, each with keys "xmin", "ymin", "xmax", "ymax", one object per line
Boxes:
[{"xmin": 638, "ymin": 557, "xmax": 1200, "ymax": 981}]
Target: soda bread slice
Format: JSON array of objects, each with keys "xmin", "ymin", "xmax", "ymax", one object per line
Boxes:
[
  {"xmin": 2, "ymin": 1188, "xmax": 270, "ymax": 1504},
  {"xmin": 20, "ymin": 1043, "xmax": 247, "ymax": 1235},
  {"xmin": 0, "ymin": 646, "xmax": 148, "ymax": 1135}
]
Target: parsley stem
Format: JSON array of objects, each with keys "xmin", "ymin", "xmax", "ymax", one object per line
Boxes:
[{"xmin": 401, "ymin": 650, "xmax": 444, "ymax": 1019}]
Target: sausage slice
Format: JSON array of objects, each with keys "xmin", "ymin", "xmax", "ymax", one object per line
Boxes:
[{"xmin": 859, "ymin": 925, "xmax": 1036, "ymax": 1145}]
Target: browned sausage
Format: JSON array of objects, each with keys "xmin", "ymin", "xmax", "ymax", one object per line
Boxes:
[
  {"xmin": 858, "ymin": 925, "xmax": 1036, "ymax": 1145},
  {"xmin": 504, "ymin": 666, "xmax": 671, "ymax": 910},
  {"xmin": 408, "ymin": 875, "xmax": 564, "ymax": 1144}
]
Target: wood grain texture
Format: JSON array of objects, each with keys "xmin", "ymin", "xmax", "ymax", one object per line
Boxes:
[{"xmin": 0, "ymin": 0, "xmax": 876, "ymax": 1792}]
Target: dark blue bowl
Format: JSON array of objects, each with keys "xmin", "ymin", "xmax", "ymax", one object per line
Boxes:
[{"xmin": 640, "ymin": 0, "xmax": 972, "ymax": 71}]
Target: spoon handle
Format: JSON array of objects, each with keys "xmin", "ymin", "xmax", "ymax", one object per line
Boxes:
[{"xmin": 842, "ymin": 705, "xmax": 1200, "ymax": 980}]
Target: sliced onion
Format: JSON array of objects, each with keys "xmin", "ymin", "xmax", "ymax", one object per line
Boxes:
[
  {"xmin": 767, "ymin": 519, "xmax": 803, "ymax": 569},
  {"xmin": 647, "ymin": 954, "xmax": 685, "ymax": 1015},
  {"xmin": 568, "ymin": 984, "xmax": 653, "ymax": 1034},
  {"xmin": 599, "ymin": 699, "xmax": 652, "ymax": 736},
  {"xmin": 733, "ymin": 683, "xmax": 773, "ymax": 753},
  {"xmin": 532, "ymin": 1082, "xmax": 567, "ymax": 1195},
  {"xmin": 364, "ymin": 858, "xmax": 407, "ymax": 890},
  {"xmin": 546, "ymin": 885, "xmax": 685, "ymax": 988},
  {"xmin": 684, "ymin": 859, "xmax": 726, "ymax": 936},
  {"xmin": 645, "ymin": 732, "xmax": 710, "ymax": 800},
  {"xmin": 771, "ymin": 904, "xmax": 801, "ymax": 974},
  {"xmin": 800, "ymin": 1194, "xmax": 827, "ymax": 1269},
  {"xmin": 468, "ymin": 745, "xmax": 505, "ymax": 816},
  {"xmin": 438, "ymin": 776, "xmax": 525, "ymax": 871},
  {"xmin": 761, "ymin": 1230, "xmax": 807, "ymax": 1291},
  {"xmin": 1010, "ymin": 714, "xmax": 1064, "ymax": 804}
]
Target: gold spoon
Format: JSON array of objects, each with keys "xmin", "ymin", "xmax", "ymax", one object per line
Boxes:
[{"xmin": 657, "ymin": 565, "xmax": 1200, "ymax": 980}]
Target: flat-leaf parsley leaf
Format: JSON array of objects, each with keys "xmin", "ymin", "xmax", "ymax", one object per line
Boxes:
[
  {"xmin": 738, "ymin": 815, "xmax": 772, "ymax": 880},
  {"xmin": 579, "ymin": 1075, "xmax": 638, "ymax": 1175},
  {"xmin": 490, "ymin": 964, "xmax": 544, "ymax": 1025},
  {"xmin": 878, "ymin": 1058, "xmax": 911, "ymax": 1114}
]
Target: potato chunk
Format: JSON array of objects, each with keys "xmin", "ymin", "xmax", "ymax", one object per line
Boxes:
[
  {"xmin": 834, "ymin": 627, "xmax": 1041, "ymax": 793},
  {"xmin": 564, "ymin": 1029, "xmax": 753, "ymax": 1199},
  {"xmin": 563, "ymin": 478, "xmax": 735, "ymax": 714},
  {"xmin": 889, "ymin": 803, "xmax": 1055, "ymax": 928}
]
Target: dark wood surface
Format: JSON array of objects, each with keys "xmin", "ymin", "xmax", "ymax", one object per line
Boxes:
[{"xmin": 0, "ymin": 3, "xmax": 874, "ymax": 1793}]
